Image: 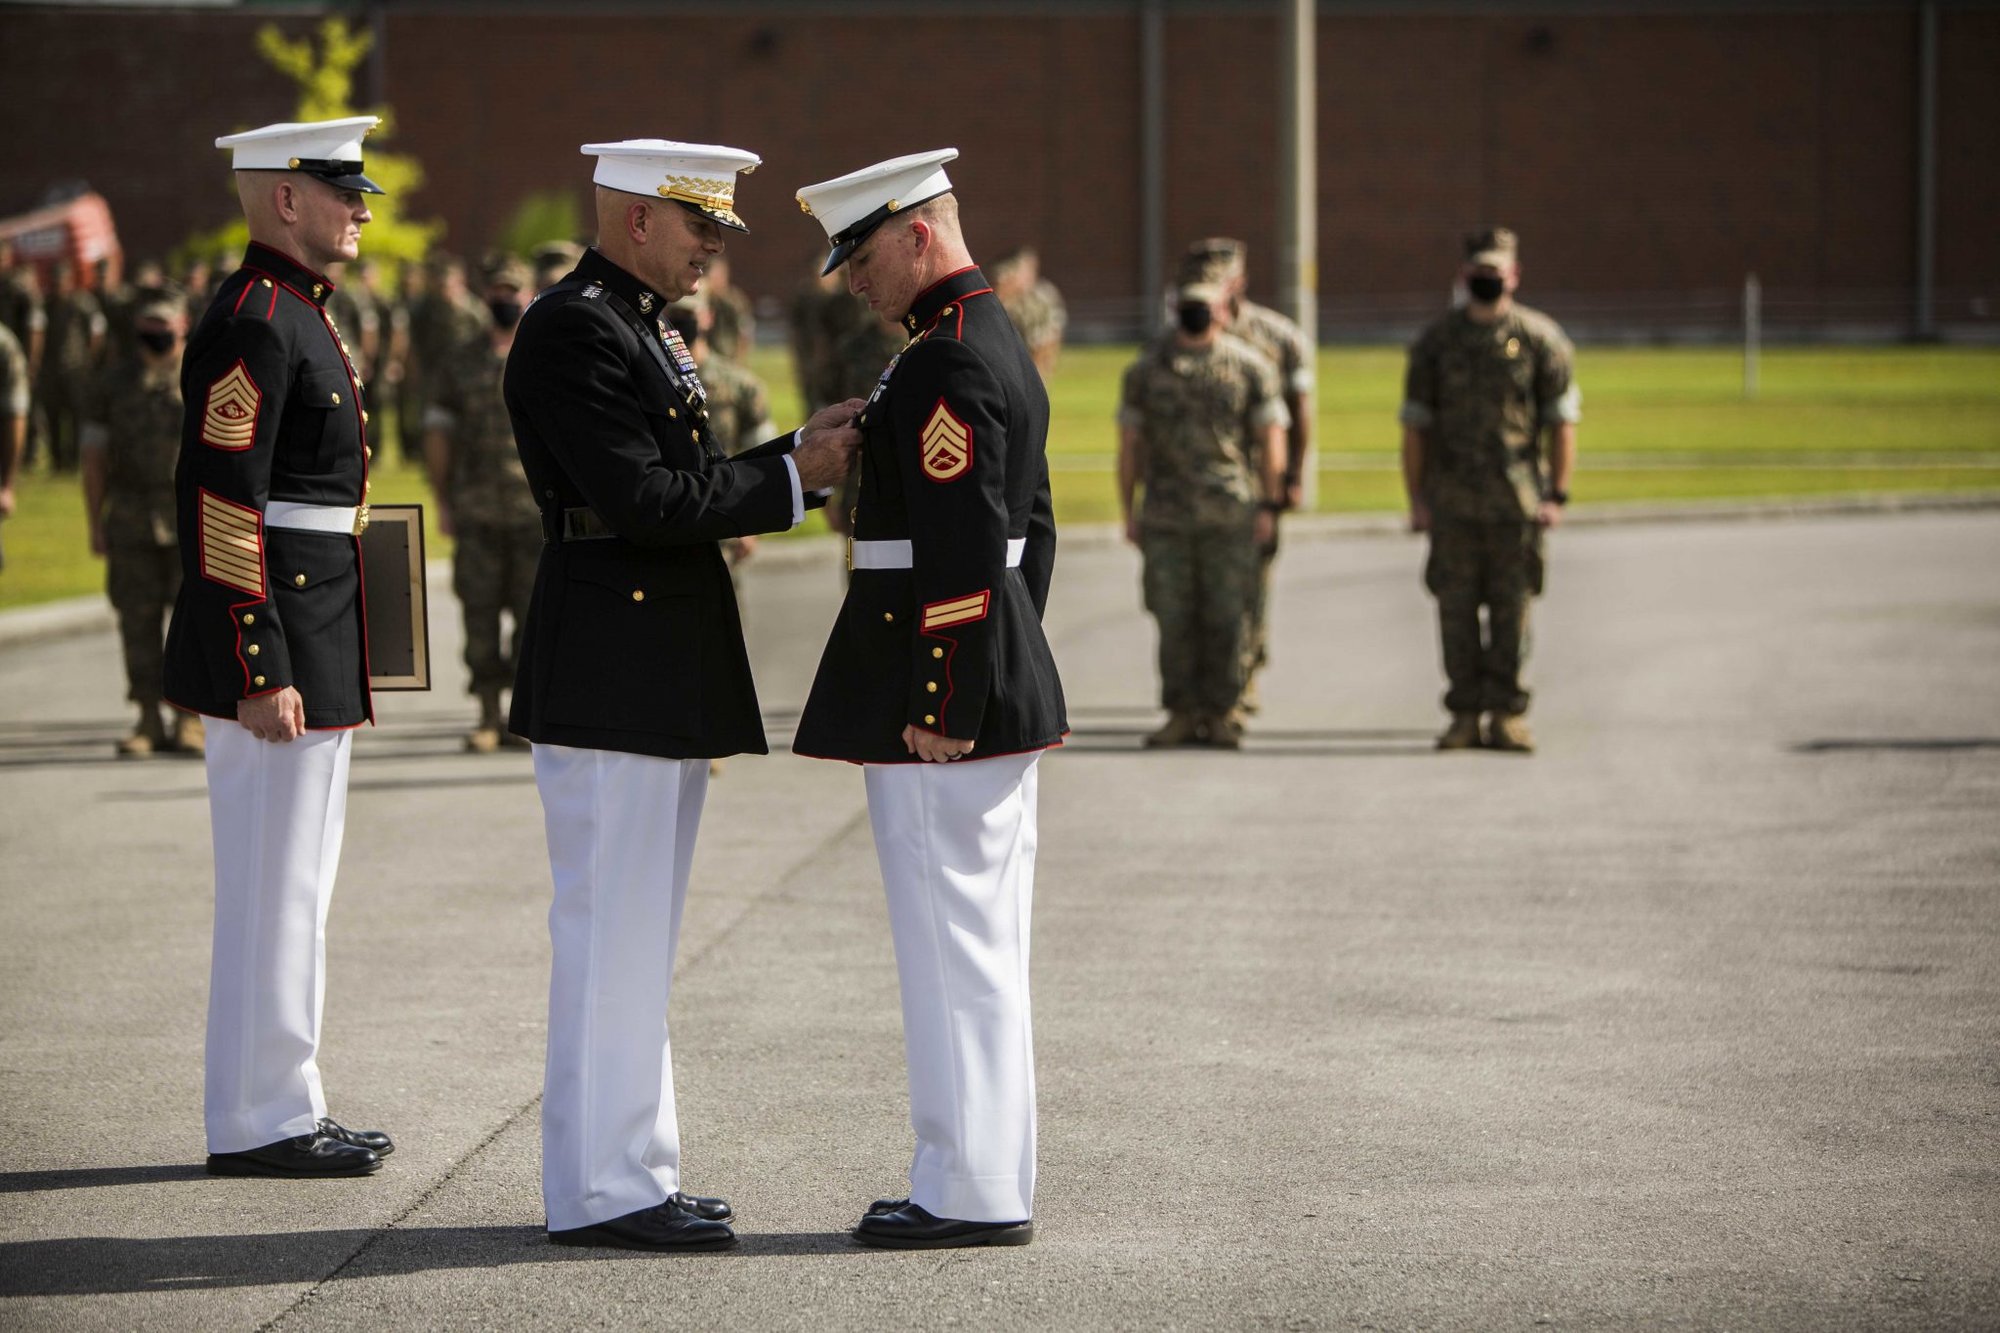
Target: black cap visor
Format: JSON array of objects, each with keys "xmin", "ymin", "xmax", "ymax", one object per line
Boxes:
[
  {"xmin": 670, "ymin": 198, "xmax": 748, "ymax": 235},
  {"xmin": 290, "ymin": 159, "xmax": 385, "ymax": 195},
  {"xmin": 818, "ymin": 188, "xmax": 949, "ymax": 275}
]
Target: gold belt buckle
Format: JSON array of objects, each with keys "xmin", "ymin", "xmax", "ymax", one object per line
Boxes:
[{"xmin": 353, "ymin": 502, "xmax": 370, "ymax": 536}]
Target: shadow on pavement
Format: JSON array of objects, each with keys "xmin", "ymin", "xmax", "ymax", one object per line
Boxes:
[
  {"xmin": 0, "ymin": 1164, "xmax": 209, "ymax": 1193},
  {"xmin": 1794, "ymin": 737, "xmax": 2000, "ymax": 753},
  {"xmin": 0, "ymin": 1227, "xmax": 872, "ymax": 1294}
]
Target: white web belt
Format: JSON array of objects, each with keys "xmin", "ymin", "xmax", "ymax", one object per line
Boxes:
[
  {"xmin": 266, "ymin": 501, "xmax": 364, "ymax": 535},
  {"xmin": 849, "ymin": 537, "xmax": 1025, "ymax": 571}
]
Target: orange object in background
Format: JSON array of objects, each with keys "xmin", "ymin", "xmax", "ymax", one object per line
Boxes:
[{"xmin": 0, "ymin": 191, "xmax": 122, "ymax": 289}]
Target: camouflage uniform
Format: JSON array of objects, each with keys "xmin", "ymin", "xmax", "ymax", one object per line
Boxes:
[
  {"xmin": 81, "ymin": 352, "xmax": 183, "ymax": 708},
  {"xmin": 403, "ymin": 274, "xmax": 486, "ymax": 462},
  {"xmin": 424, "ymin": 331, "xmax": 542, "ymax": 705},
  {"xmin": 1001, "ymin": 278, "xmax": 1067, "ymax": 371},
  {"xmin": 1400, "ymin": 303, "xmax": 1579, "ymax": 718},
  {"xmin": 699, "ymin": 353, "xmax": 774, "ymax": 460},
  {"xmin": 697, "ymin": 349, "xmax": 775, "ymax": 574},
  {"xmin": 0, "ymin": 266, "xmax": 43, "ymax": 363},
  {"xmin": 706, "ymin": 284, "xmax": 754, "ymax": 361},
  {"xmin": 38, "ymin": 282, "xmax": 105, "ymax": 471},
  {"xmin": 0, "ymin": 322, "xmax": 27, "ymax": 571},
  {"xmin": 1119, "ymin": 332, "xmax": 1288, "ymax": 722}
]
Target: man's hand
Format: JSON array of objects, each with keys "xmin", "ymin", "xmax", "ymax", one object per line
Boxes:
[
  {"xmin": 1536, "ymin": 500, "xmax": 1565, "ymax": 529},
  {"xmin": 1123, "ymin": 513, "xmax": 1141, "ymax": 547},
  {"xmin": 1283, "ymin": 477, "xmax": 1306, "ymax": 511},
  {"xmin": 902, "ymin": 724, "xmax": 975, "ymax": 763},
  {"xmin": 0, "ymin": 484, "xmax": 14, "ymax": 519},
  {"xmin": 435, "ymin": 499, "xmax": 455, "ymax": 540},
  {"xmin": 792, "ymin": 397, "xmax": 866, "ymax": 492},
  {"xmin": 87, "ymin": 522, "xmax": 105, "ymax": 557},
  {"xmin": 1409, "ymin": 498, "xmax": 1432, "ymax": 534},
  {"xmin": 1254, "ymin": 508, "xmax": 1276, "ymax": 552},
  {"xmin": 238, "ymin": 687, "xmax": 306, "ymax": 742}
]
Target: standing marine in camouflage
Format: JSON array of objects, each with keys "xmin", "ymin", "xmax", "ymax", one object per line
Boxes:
[
  {"xmin": 37, "ymin": 258, "xmax": 106, "ymax": 473},
  {"xmin": 1117, "ymin": 280, "xmax": 1288, "ymax": 749},
  {"xmin": 993, "ymin": 247, "xmax": 1067, "ymax": 382},
  {"xmin": 422, "ymin": 257, "xmax": 542, "ymax": 753},
  {"xmin": 402, "ymin": 255, "xmax": 485, "ymax": 463},
  {"xmin": 0, "ymin": 319, "xmax": 28, "ymax": 571},
  {"xmin": 790, "ymin": 262, "xmax": 904, "ymax": 538},
  {"xmin": 79, "ymin": 287, "xmax": 205, "ymax": 756},
  {"xmin": 664, "ymin": 291, "xmax": 775, "ymax": 572},
  {"xmin": 1178, "ymin": 239, "xmax": 1315, "ymax": 711},
  {"xmin": 1400, "ymin": 228, "xmax": 1580, "ymax": 754},
  {"xmin": 700, "ymin": 254, "xmax": 755, "ymax": 361}
]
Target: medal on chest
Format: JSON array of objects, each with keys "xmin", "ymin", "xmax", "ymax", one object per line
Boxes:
[
  {"xmin": 659, "ymin": 323, "xmax": 707, "ymax": 407},
  {"xmin": 863, "ymin": 351, "xmax": 902, "ymax": 413}
]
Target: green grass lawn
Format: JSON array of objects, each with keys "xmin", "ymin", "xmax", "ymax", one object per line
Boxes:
[{"xmin": 5, "ymin": 344, "xmax": 1996, "ymax": 611}]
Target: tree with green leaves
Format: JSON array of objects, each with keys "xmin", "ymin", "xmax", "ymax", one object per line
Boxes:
[{"xmin": 179, "ymin": 17, "xmax": 442, "ymax": 270}]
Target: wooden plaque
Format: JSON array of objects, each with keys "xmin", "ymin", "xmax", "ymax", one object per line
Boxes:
[{"xmin": 360, "ymin": 504, "xmax": 431, "ymax": 690}]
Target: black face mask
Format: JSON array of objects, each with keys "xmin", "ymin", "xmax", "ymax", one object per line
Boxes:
[
  {"xmin": 1176, "ymin": 302, "xmax": 1214, "ymax": 336},
  {"xmin": 1466, "ymin": 273, "xmax": 1507, "ymax": 304},
  {"xmin": 488, "ymin": 296, "xmax": 524, "ymax": 331},
  {"xmin": 136, "ymin": 329, "xmax": 176, "ymax": 355}
]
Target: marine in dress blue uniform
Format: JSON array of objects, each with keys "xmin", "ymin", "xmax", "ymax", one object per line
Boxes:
[
  {"xmin": 794, "ymin": 150, "xmax": 1066, "ymax": 1248},
  {"xmin": 163, "ymin": 117, "xmax": 394, "ymax": 1178},
  {"xmin": 505, "ymin": 139, "xmax": 860, "ymax": 1252}
]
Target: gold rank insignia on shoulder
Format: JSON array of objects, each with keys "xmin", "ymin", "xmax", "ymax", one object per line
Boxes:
[
  {"xmin": 920, "ymin": 398, "xmax": 972, "ymax": 482},
  {"xmin": 200, "ymin": 363, "xmax": 261, "ymax": 451}
]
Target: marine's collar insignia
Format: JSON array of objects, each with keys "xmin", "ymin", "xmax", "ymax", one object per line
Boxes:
[{"xmin": 638, "ymin": 290, "xmax": 655, "ymax": 314}]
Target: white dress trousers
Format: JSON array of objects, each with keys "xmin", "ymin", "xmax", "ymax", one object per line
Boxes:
[
  {"xmin": 202, "ymin": 718, "xmax": 353, "ymax": 1153},
  {"xmin": 863, "ymin": 751, "xmax": 1041, "ymax": 1223},
  {"xmin": 533, "ymin": 743, "xmax": 708, "ymax": 1232}
]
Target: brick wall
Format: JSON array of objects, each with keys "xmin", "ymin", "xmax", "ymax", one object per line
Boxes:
[{"xmin": 1, "ymin": 4, "xmax": 1992, "ymax": 333}]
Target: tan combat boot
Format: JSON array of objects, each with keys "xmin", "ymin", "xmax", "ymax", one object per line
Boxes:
[
  {"xmin": 171, "ymin": 710, "xmax": 206, "ymax": 757},
  {"xmin": 1486, "ymin": 712, "xmax": 1535, "ymax": 753},
  {"xmin": 1435, "ymin": 713, "xmax": 1482, "ymax": 751},
  {"xmin": 1143, "ymin": 712, "xmax": 1202, "ymax": 748},
  {"xmin": 117, "ymin": 703, "xmax": 167, "ymax": 758},
  {"xmin": 1205, "ymin": 710, "xmax": 1245, "ymax": 750},
  {"xmin": 464, "ymin": 690, "xmax": 504, "ymax": 754}
]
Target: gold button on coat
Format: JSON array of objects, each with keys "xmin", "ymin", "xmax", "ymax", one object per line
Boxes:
[
  {"xmin": 247, "ymin": 644, "xmax": 260, "ymax": 656},
  {"xmin": 669, "ymin": 408, "xmax": 677, "ymax": 418},
  {"xmin": 242, "ymin": 613, "xmax": 255, "ymax": 625},
  {"xmin": 925, "ymin": 681, "xmax": 938, "ymax": 693},
  {"xmin": 254, "ymin": 675, "xmax": 266, "ymax": 687},
  {"xmin": 924, "ymin": 714, "xmax": 936, "ymax": 725},
  {"xmin": 883, "ymin": 612, "xmax": 895, "ymax": 623},
  {"xmin": 632, "ymin": 590, "xmax": 645, "ymax": 602},
  {"xmin": 931, "ymin": 647, "xmax": 943, "ymax": 658},
  {"xmin": 294, "ymin": 574, "xmax": 306, "ymax": 586},
  {"xmin": 331, "ymin": 392, "xmax": 340, "ymax": 405}
]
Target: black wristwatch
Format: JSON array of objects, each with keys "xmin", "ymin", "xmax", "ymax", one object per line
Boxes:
[{"xmin": 1547, "ymin": 488, "xmax": 1570, "ymax": 506}]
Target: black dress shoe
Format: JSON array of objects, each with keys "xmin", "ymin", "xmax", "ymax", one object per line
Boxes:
[
  {"xmin": 207, "ymin": 1133, "xmax": 382, "ymax": 1178},
  {"xmin": 668, "ymin": 1190, "xmax": 733, "ymax": 1222},
  {"xmin": 853, "ymin": 1202, "xmax": 1032, "ymax": 1249},
  {"xmin": 867, "ymin": 1196, "xmax": 909, "ymax": 1217},
  {"xmin": 318, "ymin": 1117, "xmax": 395, "ymax": 1157},
  {"xmin": 549, "ymin": 1197, "xmax": 736, "ymax": 1250}
]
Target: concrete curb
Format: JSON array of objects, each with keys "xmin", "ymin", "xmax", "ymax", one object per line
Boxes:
[{"xmin": 4, "ymin": 491, "xmax": 1994, "ymax": 647}]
